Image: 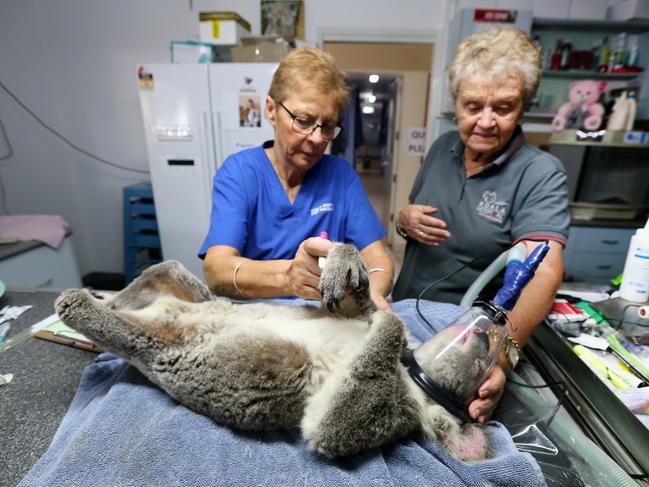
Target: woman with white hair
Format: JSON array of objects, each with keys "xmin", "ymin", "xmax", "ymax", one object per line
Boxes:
[{"xmin": 393, "ymin": 27, "xmax": 570, "ymax": 422}]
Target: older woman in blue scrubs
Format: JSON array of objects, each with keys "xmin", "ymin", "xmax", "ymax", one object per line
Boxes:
[{"xmin": 200, "ymin": 47, "xmax": 394, "ymax": 309}]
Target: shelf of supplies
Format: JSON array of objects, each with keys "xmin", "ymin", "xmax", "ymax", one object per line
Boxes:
[
  {"xmin": 533, "ymin": 18, "xmax": 649, "ymax": 33},
  {"xmin": 542, "ymin": 70, "xmax": 642, "ymax": 80},
  {"xmin": 524, "ymin": 110, "xmax": 555, "ymax": 120}
]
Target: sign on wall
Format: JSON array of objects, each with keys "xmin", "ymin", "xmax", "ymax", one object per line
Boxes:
[{"xmin": 405, "ymin": 127, "xmax": 426, "ymax": 156}]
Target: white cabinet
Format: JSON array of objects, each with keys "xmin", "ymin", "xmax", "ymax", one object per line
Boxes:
[{"xmin": 0, "ymin": 235, "xmax": 82, "ymax": 289}]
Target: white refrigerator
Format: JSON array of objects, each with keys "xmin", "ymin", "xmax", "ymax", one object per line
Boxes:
[{"xmin": 137, "ymin": 63, "xmax": 278, "ymax": 278}]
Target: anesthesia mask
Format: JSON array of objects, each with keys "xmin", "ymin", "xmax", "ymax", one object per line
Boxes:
[{"xmin": 401, "ymin": 242, "xmax": 551, "ymax": 422}]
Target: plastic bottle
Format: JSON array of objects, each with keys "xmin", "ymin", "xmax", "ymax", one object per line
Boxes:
[
  {"xmin": 599, "ymin": 36, "xmax": 612, "ymax": 72},
  {"xmin": 607, "ymin": 91, "xmax": 630, "ymax": 131},
  {"xmin": 611, "ymin": 32, "xmax": 629, "ymax": 71},
  {"xmin": 628, "ymin": 36, "xmax": 639, "ymax": 68},
  {"xmin": 560, "ymin": 40, "xmax": 572, "ymax": 70},
  {"xmin": 550, "ymin": 40, "xmax": 563, "ymax": 70},
  {"xmin": 626, "ymin": 90, "xmax": 637, "ymax": 131},
  {"xmin": 619, "ymin": 218, "xmax": 649, "ymax": 303},
  {"xmin": 591, "ymin": 41, "xmax": 600, "ymax": 71}
]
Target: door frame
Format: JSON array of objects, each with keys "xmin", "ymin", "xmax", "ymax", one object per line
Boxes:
[
  {"xmin": 317, "ymin": 27, "xmax": 445, "ymax": 148},
  {"xmin": 320, "ymin": 28, "xmax": 444, "ymax": 250}
]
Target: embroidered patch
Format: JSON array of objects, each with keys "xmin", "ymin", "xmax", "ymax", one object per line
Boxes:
[
  {"xmin": 476, "ymin": 191, "xmax": 508, "ymax": 223},
  {"xmin": 310, "ymin": 203, "xmax": 334, "ymax": 216}
]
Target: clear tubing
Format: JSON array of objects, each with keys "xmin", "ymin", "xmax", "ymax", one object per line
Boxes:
[
  {"xmin": 460, "ymin": 242, "xmax": 528, "ymax": 308},
  {"xmin": 508, "ymin": 371, "xmax": 638, "ymax": 487}
]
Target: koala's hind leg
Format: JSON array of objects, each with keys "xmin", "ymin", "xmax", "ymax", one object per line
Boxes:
[
  {"xmin": 319, "ymin": 243, "xmax": 376, "ymax": 317},
  {"xmin": 108, "ymin": 260, "xmax": 212, "ymax": 312},
  {"xmin": 302, "ymin": 310, "xmax": 419, "ymax": 457},
  {"xmin": 55, "ymin": 288, "xmax": 174, "ymax": 362}
]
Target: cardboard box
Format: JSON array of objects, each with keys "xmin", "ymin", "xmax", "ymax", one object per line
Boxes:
[
  {"xmin": 199, "ymin": 11, "xmax": 251, "ymax": 45},
  {"xmin": 569, "ymin": 0, "xmax": 607, "ymax": 20},
  {"xmin": 607, "ymin": 0, "xmax": 649, "ymax": 20},
  {"xmin": 231, "ymin": 42, "xmax": 292, "ymax": 62}
]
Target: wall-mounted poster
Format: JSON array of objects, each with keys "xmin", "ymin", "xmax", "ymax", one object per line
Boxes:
[
  {"xmin": 261, "ymin": 0, "xmax": 303, "ymax": 39},
  {"xmin": 239, "ymin": 95, "xmax": 262, "ymax": 128}
]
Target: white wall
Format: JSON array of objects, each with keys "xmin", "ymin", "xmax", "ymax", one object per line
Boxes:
[{"xmin": 0, "ymin": 0, "xmax": 446, "ymax": 277}]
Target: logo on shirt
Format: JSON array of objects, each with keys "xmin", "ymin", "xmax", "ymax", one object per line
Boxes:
[
  {"xmin": 310, "ymin": 203, "xmax": 334, "ymax": 216},
  {"xmin": 476, "ymin": 191, "xmax": 508, "ymax": 223}
]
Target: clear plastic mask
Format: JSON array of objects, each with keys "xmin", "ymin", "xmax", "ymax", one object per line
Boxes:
[{"xmin": 402, "ymin": 302, "xmax": 509, "ymax": 420}]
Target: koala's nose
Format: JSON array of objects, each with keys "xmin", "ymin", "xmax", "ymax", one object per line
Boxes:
[{"xmin": 478, "ymin": 330, "xmax": 490, "ymax": 350}]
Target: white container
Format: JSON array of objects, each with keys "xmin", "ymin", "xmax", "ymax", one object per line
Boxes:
[
  {"xmin": 619, "ymin": 218, "xmax": 649, "ymax": 302},
  {"xmin": 199, "ymin": 11, "xmax": 251, "ymax": 46}
]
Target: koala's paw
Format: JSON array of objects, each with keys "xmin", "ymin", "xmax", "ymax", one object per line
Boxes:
[
  {"xmin": 55, "ymin": 288, "xmax": 97, "ymax": 322},
  {"xmin": 445, "ymin": 424, "xmax": 491, "ymax": 462},
  {"xmin": 319, "ymin": 243, "xmax": 369, "ymax": 313}
]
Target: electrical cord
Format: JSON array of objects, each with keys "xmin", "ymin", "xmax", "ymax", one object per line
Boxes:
[
  {"xmin": 0, "ymin": 115, "xmax": 13, "ymax": 161},
  {"xmin": 0, "ymin": 114, "xmax": 13, "ymax": 214},
  {"xmin": 0, "ymin": 168, "xmax": 8, "ymax": 215},
  {"xmin": 0, "ymin": 79, "xmax": 149, "ymax": 175},
  {"xmin": 415, "ymin": 250, "xmax": 503, "ymax": 332}
]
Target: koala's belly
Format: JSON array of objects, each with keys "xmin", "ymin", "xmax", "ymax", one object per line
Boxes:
[{"xmin": 191, "ymin": 301, "xmax": 369, "ymax": 377}]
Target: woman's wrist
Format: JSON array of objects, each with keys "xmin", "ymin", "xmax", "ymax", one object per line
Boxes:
[{"xmin": 395, "ymin": 210, "xmax": 409, "ymax": 240}]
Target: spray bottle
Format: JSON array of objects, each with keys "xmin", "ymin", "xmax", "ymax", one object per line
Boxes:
[{"xmin": 619, "ymin": 218, "xmax": 649, "ymax": 303}]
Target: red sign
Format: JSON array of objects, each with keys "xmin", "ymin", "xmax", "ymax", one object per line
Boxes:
[{"xmin": 474, "ymin": 9, "xmax": 517, "ymax": 23}]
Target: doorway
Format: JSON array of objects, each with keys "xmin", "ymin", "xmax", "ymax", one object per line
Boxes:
[
  {"xmin": 324, "ymin": 41, "xmax": 433, "ymax": 267},
  {"xmin": 331, "ymin": 73, "xmax": 399, "ymax": 230}
]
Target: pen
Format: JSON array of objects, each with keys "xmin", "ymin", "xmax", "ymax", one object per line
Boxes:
[
  {"xmin": 318, "ymin": 231, "xmax": 329, "ymax": 269},
  {"xmin": 0, "ymin": 323, "xmax": 10, "ymax": 343},
  {"xmin": 53, "ymin": 332, "xmax": 99, "ymax": 351}
]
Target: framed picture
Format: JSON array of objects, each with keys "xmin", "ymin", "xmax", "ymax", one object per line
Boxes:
[
  {"xmin": 239, "ymin": 95, "xmax": 262, "ymax": 128},
  {"xmin": 261, "ymin": 0, "xmax": 303, "ymax": 39}
]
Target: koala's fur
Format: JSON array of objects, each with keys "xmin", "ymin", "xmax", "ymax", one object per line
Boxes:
[{"xmin": 55, "ymin": 243, "xmax": 490, "ymax": 461}]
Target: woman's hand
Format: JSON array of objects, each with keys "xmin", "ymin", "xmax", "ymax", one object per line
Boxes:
[
  {"xmin": 398, "ymin": 204, "xmax": 451, "ymax": 246},
  {"xmin": 371, "ymin": 291, "xmax": 390, "ymax": 310},
  {"xmin": 467, "ymin": 364, "xmax": 507, "ymax": 423},
  {"xmin": 286, "ymin": 237, "xmax": 333, "ymax": 299}
]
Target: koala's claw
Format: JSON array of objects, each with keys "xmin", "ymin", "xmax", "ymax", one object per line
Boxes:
[{"xmin": 319, "ymin": 243, "xmax": 369, "ymax": 313}]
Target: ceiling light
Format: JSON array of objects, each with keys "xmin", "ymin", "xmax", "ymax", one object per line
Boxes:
[
  {"xmin": 368, "ymin": 94, "xmax": 376, "ymax": 103},
  {"xmin": 362, "ymin": 105, "xmax": 375, "ymax": 114},
  {"xmin": 368, "ymin": 74, "xmax": 379, "ymax": 83}
]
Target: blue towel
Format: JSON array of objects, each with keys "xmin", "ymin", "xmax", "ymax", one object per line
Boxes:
[{"xmin": 19, "ymin": 299, "xmax": 546, "ymax": 487}]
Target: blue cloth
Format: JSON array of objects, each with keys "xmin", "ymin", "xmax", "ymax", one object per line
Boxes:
[
  {"xmin": 19, "ymin": 300, "xmax": 546, "ymax": 487},
  {"xmin": 198, "ymin": 142, "xmax": 386, "ymax": 259}
]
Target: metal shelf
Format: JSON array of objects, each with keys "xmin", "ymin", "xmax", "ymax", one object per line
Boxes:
[
  {"xmin": 533, "ymin": 17, "xmax": 649, "ymax": 33},
  {"xmin": 542, "ymin": 70, "xmax": 642, "ymax": 80}
]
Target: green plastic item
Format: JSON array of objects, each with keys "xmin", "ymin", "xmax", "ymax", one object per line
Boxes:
[
  {"xmin": 574, "ymin": 301, "xmax": 607, "ymax": 325},
  {"xmin": 607, "ymin": 333, "xmax": 649, "ymax": 382},
  {"xmin": 611, "ymin": 274, "xmax": 623, "ymax": 286}
]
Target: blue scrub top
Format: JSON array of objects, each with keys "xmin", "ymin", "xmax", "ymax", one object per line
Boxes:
[{"xmin": 199, "ymin": 142, "xmax": 386, "ymax": 260}]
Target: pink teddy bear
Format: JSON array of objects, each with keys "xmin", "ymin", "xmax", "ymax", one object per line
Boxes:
[{"xmin": 551, "ymin": 80, "xmax": 606, "ymax": 132}]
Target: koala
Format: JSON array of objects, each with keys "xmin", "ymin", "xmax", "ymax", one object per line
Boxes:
[{"xmin": 54, "ymin": 243, "xmax": 491, "ymax": 461}]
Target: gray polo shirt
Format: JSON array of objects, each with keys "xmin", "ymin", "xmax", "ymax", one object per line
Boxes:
[{"xmin": 392, "ymin": 127, "xmax": 570, "ymax": 304}]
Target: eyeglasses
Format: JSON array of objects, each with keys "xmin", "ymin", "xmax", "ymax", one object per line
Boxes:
[{"xmin": 277, "ymin": 101, "xmax": 343, "ymax": 140}]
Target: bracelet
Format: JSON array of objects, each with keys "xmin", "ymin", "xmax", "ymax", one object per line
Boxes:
[
  {"xmin": 232, "ymin": 262, "xmax": 247, "ymax": 298},
  {"xmin": 367, "ymin": 267, "xmax": 394, "ymax": 280},
  {"xmin": 395, "ymin": 220, "xmax": 409, "ymax": 240}
]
